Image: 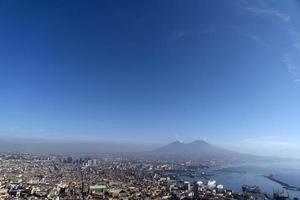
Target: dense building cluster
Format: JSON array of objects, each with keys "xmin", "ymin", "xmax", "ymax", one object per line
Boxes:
[{"xmin": 0, "ymin": 153, "xmax": 294, "ymax": 200}]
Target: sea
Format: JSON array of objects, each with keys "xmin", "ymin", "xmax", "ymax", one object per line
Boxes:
[{"xmin": 180, "ymin": 161, "xmax": 300, "ymax": 199}]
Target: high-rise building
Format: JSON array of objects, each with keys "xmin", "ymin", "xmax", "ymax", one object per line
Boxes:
[
  {"xmin": 87, "ymin": 159, "xmax": 97, "ymax": 166},
  {"xmin": 193, "ymin": 181, "xmax": 199, "ymax": 200}
]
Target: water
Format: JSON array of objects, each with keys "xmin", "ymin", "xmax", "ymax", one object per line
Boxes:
[{"xmin": 181, "ymin": 161, "xmax": 300, "ymax": 199}]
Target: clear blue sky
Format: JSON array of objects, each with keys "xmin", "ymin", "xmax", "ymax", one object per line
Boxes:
[{"xmin": 0, "ymin": 0, "xmax": 299, "ymax": 157}]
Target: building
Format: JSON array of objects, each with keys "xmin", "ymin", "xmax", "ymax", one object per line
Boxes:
[{"xmin": 89, "ymin": 184, "xmax": 108, "ymax": 195}]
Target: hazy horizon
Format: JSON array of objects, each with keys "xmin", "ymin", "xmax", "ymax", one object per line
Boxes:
[
  {"xmin": 0, "ymin": 135, "xmax": 299, "ymax": 159},
  {"xmin": 0, "ymin": 0, "xmax": 300, "ymax": 159}
]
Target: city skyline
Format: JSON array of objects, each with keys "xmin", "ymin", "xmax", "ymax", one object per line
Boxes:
[{"xmin": 0, "ymin": 0, "xmax": 300, "ymax": 158}]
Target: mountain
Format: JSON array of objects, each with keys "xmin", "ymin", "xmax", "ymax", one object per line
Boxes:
[{"xmin": 150, "ymin": 140, "xmax": 255, "ymax": 161}]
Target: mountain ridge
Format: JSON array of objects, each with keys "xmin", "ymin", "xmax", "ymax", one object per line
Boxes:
[{"xmin": 149, "ymin": 140, "xmax": 256, "ymax": 161}]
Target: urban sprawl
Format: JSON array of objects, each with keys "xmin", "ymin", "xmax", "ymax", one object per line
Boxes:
[{"xmin": 0, "ymin": 153, "xmax": 295, "ymax": 200}]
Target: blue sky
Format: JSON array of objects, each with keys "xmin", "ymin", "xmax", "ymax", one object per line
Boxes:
[{"xmin": 0, "ymin": 0, "xmax": 300, "ymax": 157}]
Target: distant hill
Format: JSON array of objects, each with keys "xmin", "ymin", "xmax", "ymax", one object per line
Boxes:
[
  {"xmin": 0, "ymin": 138, "xmax": 291, "ymax": 162},
  {"xmin": 149, "ymin": 140, "xmax": 258, "ymax": 161}
]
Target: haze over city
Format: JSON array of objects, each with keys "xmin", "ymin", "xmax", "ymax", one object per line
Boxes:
[
  {"xmin": 1, "ymin": 1, "xmax": 300, "ymax": 200},
  {"xmin": 0, "ymin": 0, "xmax": 300, "ymax": 159}
]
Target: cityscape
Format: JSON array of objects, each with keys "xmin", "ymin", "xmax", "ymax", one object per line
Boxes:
[
  {"xmin": 0, "ymin": 152, "xmax": 293, "ymax": 200},
  {"xmin": 0, "ymin": 141, "xmax": 299, "ymax": 200},
  {"xmin": 1, "ymin": 0, "xmax": 300, "ymax": 199}
]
